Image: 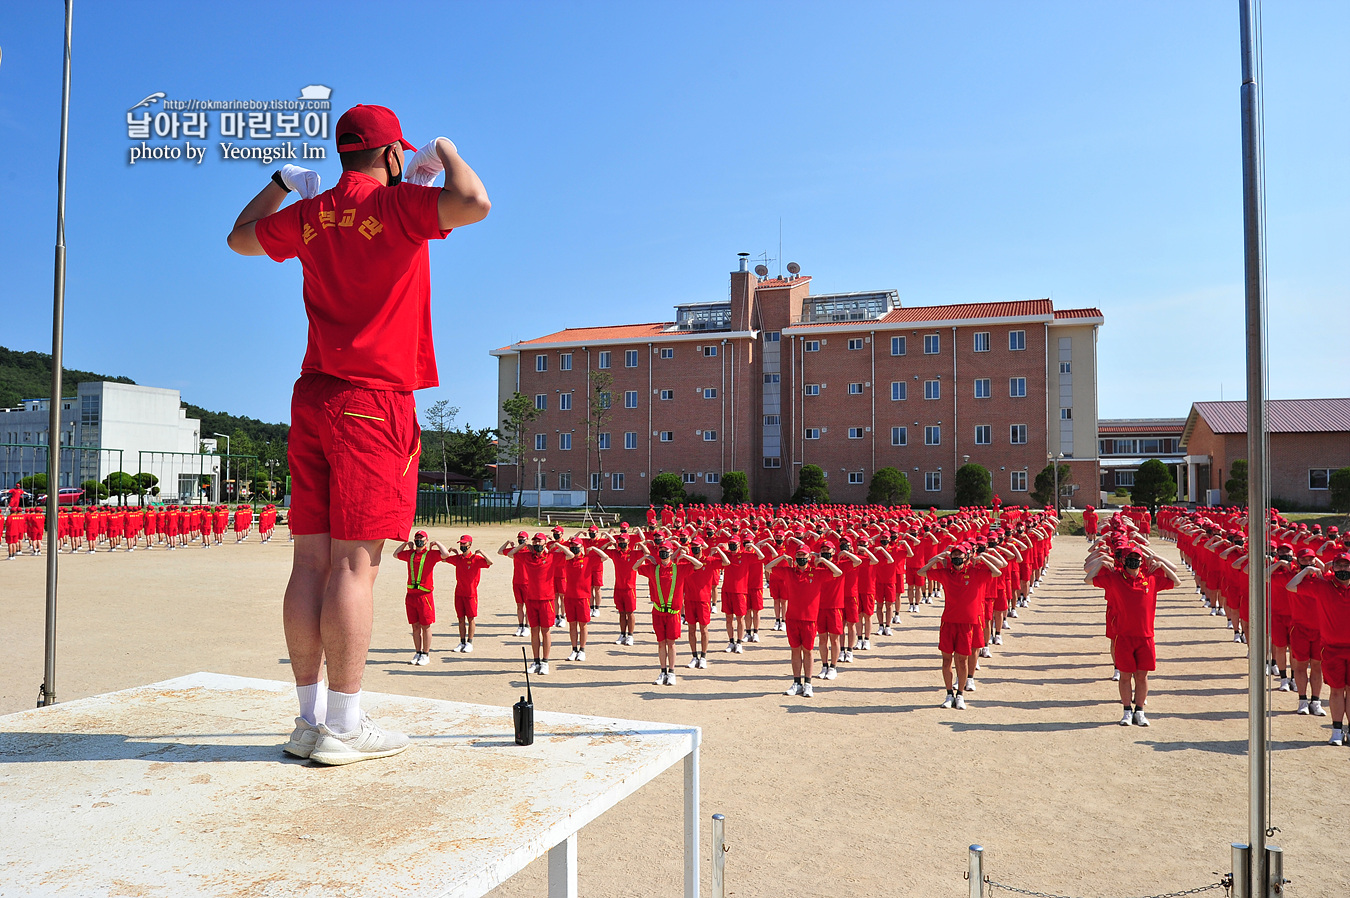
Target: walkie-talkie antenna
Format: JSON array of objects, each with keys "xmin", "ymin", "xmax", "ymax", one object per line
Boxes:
[{"xmin": 522, "ymin": 647, "xmax": 533, "ymax": 703}]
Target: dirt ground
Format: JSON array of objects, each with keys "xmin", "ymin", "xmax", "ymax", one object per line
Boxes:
[{"xmin": 2, "ymin": 525, "xmax": 1345, "ymax": 897}]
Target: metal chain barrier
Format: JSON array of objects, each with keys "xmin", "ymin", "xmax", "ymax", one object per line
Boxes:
[{"xmin": 984, "ymin": 874, "xmax": 1232, "ymax": 898}]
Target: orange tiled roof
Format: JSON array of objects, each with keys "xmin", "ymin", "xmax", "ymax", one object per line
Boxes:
[
  {"xmin": 754, "ymin": 276, "xmax": 812, "ymax": 289},
  {"xmin": 1054, "ymin": 307, "xmax": 1104, "ymax": 319}
]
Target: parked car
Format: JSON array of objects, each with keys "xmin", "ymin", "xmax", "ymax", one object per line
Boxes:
[{"xmin": 36, "ymin": 488, "xmax": 88, "ymax": 506}]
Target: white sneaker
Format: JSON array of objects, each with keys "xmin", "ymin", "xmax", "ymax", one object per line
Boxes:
[
  {"xmin": 1008, "ymin": 609, "xmax": 1018, "ymax": 619},
  {"xmin": 415, "ymin": 652, "xmax": 430, "ymax": 666},
  {"xmin": 1133, "ymin": 709, "xmax": 1150, "ymax": 727},
  {"xmin": 1330, "ymin": 730, "xmax": 1345, "ymax": 747},
  {"xmin": 923, "ymin": 597, "xmax": 933, "ymax": 604},
  {"xmin": 1233, "ymin": 632, "xmax": 1242, "ymax": 642},
  {"xmin": 537, "ymin": 661, "xmax": 549, "ymax": 675},
  {"xmin": 1279, "ymin": 677, "xmax": 1293, "ymax": 692},
  {"xmin": 666, "ymin": 672, "xmax": 677, "ymax": 685},
  {"xmin": 912, "ymin": 606, "xmax": 920, "ymax": 614},
  {"xmin": 567, "ymin": 649, "xmax": 579, "ymax": 661},
  {"xmin": 842, "ymin": 649, "xmax": 853, "ymax": 663},
  {"xmin": 861, "ymin": 639, "xmax": 871, "ymax": 650},
  {"xmin": 941, "ymin": 693, "xmax": 955, "ymax": 709},
  {"xmin": 992, "ymin": 634, "xmax": 1003, "ymax": 646},
  {"xmin": 965, "ymin": 679, "xmax": 977, "ymax": 692},
  {"xmin": 724, "ymin": 642, "xmax": 737, "ymax": 653},
  {"xmin": 615, "ymin": 635, "xmax": 627, "ymax": 645},
  {"xmin": 953, "ymin": 693, "xmax": 966, "ymax": 710},
  {"xmin": 775, "ymin": 620, "xmax": 785, "ymax": 631},
  {"xmin": 516, "ymin": 626, "xmax": 528, "ymax": 637},
  {"xmin": 530, "ymin": 660, "xmax": 542, "ymax": 674},
  {"xmin": 625, "ymin": 634, "xmax": 636, "ymax": 646},
  {"xmin": 283, "ymin": 717, "xmax": 321, "ymax": 759},
  {"xmin": 654, "ymin": 672, "xmax": 667, "ymax": 686},
  {"xmin": 979, "ymin": 647, "xmax": 992, "ymax": 659},
  {"xmin": 697, "ymin": 657, "xmax": 708, "ymax": 669},
  {"xmin": 309, "ymin": 715, "xmax": 411, "ymax": 766},
  {"xmin": 785, "ymin": 681, "xmax": 803, "ymax": 696},
  {"xmin": 575, "ymin": 650, "xmax": 586, "ymax": 662},
  {"xmin": 801, "ymin": 682, "xmax": 814, "ymax": 698},
  {"xmin": 409, "ymin": 652, "xmax": 422, "ymax": 665},
  {"xmin": 687, "ymin": 657, "xmax": 699, "ymax": 669},
  {"xmin": 1310, "ymin": 700, "xmax": 1327, "ymax": 717},
  {"xmin": 1112, "ymin": 669, "xmax": 1121, "ymax": 682},
  {"xmin": 454, "ymin": 642, "xmax": 466, "ymax": 653},
  {"xmin": 733, "ymin": 642, "xmax": 744, "ymax": 654},
  {"xmin": 749, "ymin": 631, "xmax": 760, "ymax": 643},
  {"xmin": 1119, "ymin": 709, "xmax": 1134, "ymax": 727},
  {"xmin": 825, "ymin": 666, "xmax": 838, "ymax": 681},
  {"xmin": 461, "ymin": 642, "xmax": 473, "ymax": 654},
  {"xmin": 892, "ymin": 613, "xmax": 901, "ymax": 624},
  {"xmin": 1296, "ymin": 699, "xmax": 1310, "ymax": 715}
]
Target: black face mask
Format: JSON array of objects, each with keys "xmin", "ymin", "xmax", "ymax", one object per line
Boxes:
[
  {"xmin": 728, "ymin": 543, "xmax": 739, "ymax": 551},
  {"xmin": 459, "ymin": 544, "xmax": 469, "ymax": 552},
  {"xmin": 616, "ymin": 540, "xmax": 627, "ymax": 549},
  {"xmin": 517, "ymin": 537, "xmax": 526, "ymax": 545},
  {"xmin": 692, "ymin": 546, "xmax": 702, "ymax": 556},
  {"xmin": 1335, "ymin": 569, "xmax": 1350, "ymax": 582},
  {"xmin": 385, "ymin": 145, "xmax": 403, "ymax": 186},
  {"xmin": 820, "ymin": 552, "xmax": 833, "ymax": 560},
  {"xmin": 796, "ymin": 557, "xmax": 808, "ymax": 567},
  {"xmin": 951, "ymin": 556, "xmax": 966, "ymax": 567},
  {"xmin": 531, "ymin": 544, "xmax": 545, "ymax": 553},
  {"xmin": 1124, "ymin": 557, "xmax": 1142, "ymax": 570},
  {"xmin": 659, "ymin": 551, "xmax": 671, "ymax": 561},
  {"xmin": 414, "ymin": 539, "xmax": 426, "ymax": 549}
]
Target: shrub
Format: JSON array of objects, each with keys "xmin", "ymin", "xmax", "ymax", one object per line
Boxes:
[
  {"xmin": 1329, "ymin": 468, "xmax": 1350, "ymax": 514},
  {"xmin": 867, "ymin": 467, "xmax": 911, "ymax": 505},
  {"xmin": 791, "ymin": 464, "xmax": 829, "ymax": 504},
  {"xmin": 650, "ymin": 472, "xmax": 686, "ymax": 506},
  {"xmin": 720, "ymin": 471, "xmax": 749, "ymax": 504},
  {"xmin": 1130, "ymin": 459, "xmax": 1177, "ymax": 510},
  {"xmin": 954, "ymin": 464, "xmax": 993, "ymax": 507},
  {"xmin": 1225, "ymin": 459, "xmax": 1248, "ymax": 506}
]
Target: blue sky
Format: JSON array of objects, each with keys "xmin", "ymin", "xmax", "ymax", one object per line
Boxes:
[{"xmin": 2, "ymin": 1, "xmax": 1346, "ymax": 429}]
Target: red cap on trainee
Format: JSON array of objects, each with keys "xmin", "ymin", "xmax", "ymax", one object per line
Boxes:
[
  {"xmin": 414, "ymin": 530, "xmax": 428, "ymax": 540},
  {"xmin": 517, "ymin": 530, "xmax": 528, "ymax": 539},
  {"xmin": 1334, "ymin": 552, "xmax": 1350, "ymax": 564},
  {"xmin": 334, "ymin": 104, "xmax": 416, "ymax": 152},
  {"xmin": 1296, "ymin": 547, "xmax": 1316, "ymax": 559},
  {"xmin": 458, "ymin": 534, "xmax": 472, "ymax": 543}
]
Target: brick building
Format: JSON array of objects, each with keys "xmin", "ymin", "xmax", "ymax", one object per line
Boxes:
[
  {"xmin": 1097, "ymin": 418, "xmax": 1187, "ymax": 499},
  {"xmin": 1179, "ymin": 398, "xmax": 1350, "ymax": 508},
  {"xmin": 490, "ymin": 255, "xmax": 1104, "ymax": 506}
]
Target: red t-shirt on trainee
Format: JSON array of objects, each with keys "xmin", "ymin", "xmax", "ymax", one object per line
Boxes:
[
  {"xmin": 1093, "ymin": 568, "xmax": 1174, "ymax": 638},
  {"xmin": 396, "ymin": 546, "xmax": 443, "ymax": 593},
  {"xmin": 254, "ymin": 171, "xmax": 451, "ymax": 391},
  {"xmin": 447, "ymin": 552, "xmax": 491, "ymax": 598},
  {"xmin": 1295, "ymin": 572, "xmax": 1350, "ymax": 647},
  {"xmin": 930, "ymin": 563, "xmax": 994, "ymax": 625}
]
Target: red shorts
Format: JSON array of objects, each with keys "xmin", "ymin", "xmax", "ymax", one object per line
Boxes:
[
  {"xmin": 512, "ymin": 582, "xmax": 527, "ymax": 605},
  {"xmin": 685, "ymin": 600, "xmax": 711, "ymax": 628},
  {"xmin": 982, "ymin": 599, "xmax": 994, "ymax": 624},
  {"xmin": 563, "ymin": 597, "xmax": 592, "ymax": 623},
  {"xmin": 939, "ymin": 621, "xmax": 981, "ymax": 656},
  {"xmin": 748, "ymin": 589, "xmax": 765, "ymax": 612},
  {"xmin": 405, "ymin": 592, "xmax": 436, "ymax": 626},
  {"xmin": 786, "ymin": 618, "xmax": 818, "ymax": 649},
  {"xmin": 994, "ymin": 594, "xmax": 1009, "ymax": 613},
  {"xmin": 652, "ymin": 609, "xmax": 682, "ymax": 642},
  {"xmin": 816, "ymin": 608, "xmax": 844, "ymax": 636},
  {"xmin": 1289, "ymin": 624, "xmax": 1322, "ymax": 663},
  {"xmin": 526, "ymin": 600, "xmax": 556, "ymax": 629},
  {"xmin": 906, "ymin": 567, "xmax": 922, "ymax": 589},
  {"xmin": 843, "ymin": 594, "xmax": 860, "ymax": 624},
  {"xmin": 454, "ymin": 593, "xmax": 478, "ymax": 620},
  {"xmin": 1105, "ymin": 607, "xmax": 1119, "ymax": 640},
  {"xmin": 722, "ymin": 592, "xmax": 747, "ymax": 616},
  {"xmin": 859, "ymin": 592, "xmax": 876, "ymax": 616},
  {"xmin": 613, "ymin": 588, "xmax": 637, "ymax": 614},
  {"xmin": 1270, "ymin": 613, "xmax": 1292, "ymax": 649},
  {"xmin": 287, "ymin": 373, "xmax": 420, "ymax": 541},
  {"xmin": 876, "ymin": 581, "xmax": 897, "ymax": 603},
  {"xmin": 1321, "ymin": 644, "xmax": 1350, "ymax": 690},
  {"xmin": 1113, "ymin": 635, "xmax": 1157, "ymax": 673}
]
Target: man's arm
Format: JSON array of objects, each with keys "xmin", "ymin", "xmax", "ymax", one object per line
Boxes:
[
  {"xmin": 434, "ymin": 138, "xmax": 491, "ymax": 230},
  {"xmin": 226, "ymin": 181, "xmax": 288, "ymax": 256}
]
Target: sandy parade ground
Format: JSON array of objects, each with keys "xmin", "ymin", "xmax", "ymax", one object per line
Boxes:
[{"xmin": 2, "ymin": 522, "xmax": 1346, "ymax": 897}]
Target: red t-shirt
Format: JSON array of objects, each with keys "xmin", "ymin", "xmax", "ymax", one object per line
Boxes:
[
  {"xmin": 254, "ymin": 171, "xmax": 450, "ymax": 391},
  {"xmin": 1094, "ymin": 568, "xmax": 1173, "ymax": 638},
  {"xmin": 516, "ymin": 549, "xmax": 557, "ymax": 602},
  {"xmin": 447, "ymin": 552, "xmax": 491, "ymax": 598},
  {"xmin": 604, "ymin": 545, "xmax": 645, "ymax": 595},
  {"xmin": 638, "ymin": 559, "xmax": 695, "ymax": 613},
  {"xmin": 397, "ymin": 547, "xmax": 444, "ymax": 593},
  {"xmin": 682, "ymin": 557, "xmax": 722, "ymax": 605},
  {"xmin": 781, "ymin": 564, "xmax": 828, "ymax": 621},
  {"xmin": 1296, "ymin": 572, "xmax": 1350, "ymax": 646},
  {"xmin": 931, "ymin": 563, "xmax": 994, "ymax": 625},
  {"xmin": 560, "ymin": 553, "xmax": 592, "ymax": 600}
]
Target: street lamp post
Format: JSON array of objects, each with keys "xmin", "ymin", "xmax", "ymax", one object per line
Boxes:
[
  {"xmin": 532, "ymin": 456, "xmax": 545, "ymax": 521},
  {"xmin": 1047, "ymin": 451, "xmax": 1065, "ymax": 518},
  {"xmin": 213, "ymin": 432, "xmax": 229, "ymax": 503}
]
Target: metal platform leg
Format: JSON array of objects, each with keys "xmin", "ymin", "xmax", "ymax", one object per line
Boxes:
[
  {"xmin": 685, "ymin": 745, "xmax": 700, "ymax": 898},
  {"xmin": 548, "ymin": 832, "xmax": 577, "ymax": 898}
]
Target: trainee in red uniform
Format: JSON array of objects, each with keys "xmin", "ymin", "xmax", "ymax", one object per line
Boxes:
[
  {"xmin": 930, "ymin": 563, "xmax": 994, "ymax": 657},
  {"xmin": 396, "ymin": 545, "xmax": 443, "ymax": 626},
  {"xmin": 448, "ymin": 552, "xmax": 491, "ymax": 621}
]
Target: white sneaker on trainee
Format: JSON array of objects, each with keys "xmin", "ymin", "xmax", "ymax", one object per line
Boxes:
[
  {"xmin": 309, "ymin": 715, "xmax": 411, "ymax": 767},
  {"xmin": 697, "ymin": 657, "xmax": 708, "ymax": 669},
  {"xmin": 687, "ymin": 657, "xmax": 700, "ymax": 669},
  {"xmin": 992, "ymin": 634, "xmax": 1003, "ymax": 646},
  {"xmin": 575, "ymin": 650, "xmax": 586, "ymax": 662},
  {"xmin": 749, "ymin": 631, "xmax": 761, "ymax": 643},
  {"xmin": 941, "ymin": 693, "xmax": 955, "ymax": 709},
  {"xmin": 1119, "ymin": 708, "xmax": 1134, "ymax": 726},
  {"xmin": 912, "ymin": 606, "xmax": 920, "ymax": 614},
  {"xmin": 1008, "ymin": 609, "xmax": 1018, "ymax": 619},
  {"xmin": 892, "ymin": 613, "xmax": 901, "ymax": 624},
  {"xmin": 801, "ymin": 682, "xmax": 814, "ymax": 698},
  {"xmin": 785, "ymin": 681, "xmax": 803, "ymax": 696},
  {"xmin": 666, "ymin": 672, "xmax": 677, "ymax": 685},
  {"xmin": 953, "ymin": 693, "xmax": 966, "ymax": 710},
  {"xmin": 415, "ymin": 653, "xmax": 430, "ymax": 666},
  {"xmin": 979, "ymin": 647, "xmax": 992, "ymax": 659},
  {"xmin": 1233, "ymin": 632, "xmax": 1242, "ymax": 642},
  {"xmin": 1310, "ymin": 700, "xmax": 1327, "ymax": 717},
  {"xmin": 567, "ymin": 649, "xmax": 578, "ymax": 661},
  {"xmin": 861, "ymin": 639, "xmax": 871, "ymax": 650},
  {"xmin": 733, "ymin": 642, "xmax": 744, "ymax": 654},
  {"xmin": 283, "ymin": 717, "xmax": 320, "ymax": 759},
  {"xmin": 1112, "ymin": 669, "xmax": 1121, "ymax": 682},
  {"xmin": 842, "ymin": 649, "xmax": 853, "ymax": 663},
  {"xmin": 537, "ymin": 661, "xmax": 549, "ymax": 675},
  {"xmin": 1331, "ymin": 730, "xmax": 1346, "ymax": 747},
  {"xmin": 461, "ymin": 643, "xmax": 473, "ymax": 654},
  {"xmin": 409, "ymin": 652, "xmax": 422, "ymax": 665},
  {"xmin": 924, "ymin": 597, "xmax": 933, "ymax": 604},
  {"xmin": 655, "ymin": 672, "xmax": 668, "ymax": 686},
  {"xmin": 1296, "ymin": 699, "xmax": 1310, "ymax": 715},
  {"xmin": 724, "ymin": 641, "xmax": 736, "ymax": 653},
  {"xmin": 965, "ymin": 679, "xmax": 977, "ymax": 692},
  {"xmin": 615, "ymin": 635, "xmax": 626, "ymax": 645},
  {"xmin": 1279, "ymin": 677, "xmax": 1293, "ymax": 692},
  {"xmin": 1132, "ymin": 709, "xmax": 1150, "ymax": 727}
]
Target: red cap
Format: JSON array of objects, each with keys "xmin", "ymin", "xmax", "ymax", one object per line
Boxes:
[
  {"xmin": 1296, "ymin": 547, "xmax": 1316, "ymax": 558},
  {"xmin": 334, "ymin": 104, "xmax": 416, "ymax": 152},
  {"xmin": 517, "ymin": 530, "xmax": 528, "ymax": 539},
  {"xmin": 458, "ymin": 534, "xmax": 472, "ymax": 543},
  {"xmin": 532, "ymin": 532, "xmax": 547, "ymax": 541},
  {"xmin": 1334, "ymin": 552, "xmax": 1350, "ymax": 564},
  {"xmin": 414, "ymin": 530, "xmax": 428, "ymax": 540}
]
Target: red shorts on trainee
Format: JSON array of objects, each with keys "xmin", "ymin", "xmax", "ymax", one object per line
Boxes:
[
  {"xmin": 405, "ymin": 592, "xmax": 435, "ymax": 626},
  {"xmin": 454, "ymin": 593, "xmax": 478, "ymax": 620},
  {"xmin": 1114, "ymin": 635, "xmax": 1157, "ymax": 673},
  {"xmin": 685, "ymin": 601, "xmax": 711, "ymax": 628},
  {"xmin": 1320, "ymin": 644, "xmax": 1350, "ymax": 689},
  {"xmin": 526, "ymin": 600, "xmax": 556, "ymax": 629},
  {"xmin": 652, "ymin": 609, "xmax": 682, "ymax": 642},
  {"xmin": 786, "ymin": 618, "xmax": 818, "ymax": 649},
  {"xmin": 722, "ymin": 592, "xmax": 747, "ymax": 617},
  {"xmin": 939, "ymin": 621, "xmax": 980, "ymax": 656},
  {"xmin": 613, "ymin": 589, "xmax": 637, "ymax": 614},
  {"xmin": 564, "ymin": 597, "xmax": 592, "ymax": 623},
  {"xmin": 816, "ymin": 608, "xmax": 844, "ymax": 636}
]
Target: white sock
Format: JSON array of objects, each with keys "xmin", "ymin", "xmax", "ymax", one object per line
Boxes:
[
  {"xmin": 312, "ymin": 682, "xmax": 328, "ymax": 725},
  {"xmin": 296, "ymin": 682, "xmax": 321, "ymax": 726},
  {"xmin": 325, "ymin": 689, "xmax": 361, "ymax": 734}
]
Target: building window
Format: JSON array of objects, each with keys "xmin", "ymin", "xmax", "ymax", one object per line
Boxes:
[
  {"xmin": 804, "ymin": 384, "xmax": 821, "ymax": 396},
  {"xmin": 1099, "ymin": 440, "xmax": 1113, "ymax": 455},
  {"xmin": 924, "ymin": 379, "xmax": 940, "ymax": 400},
  {"xmin": 559, "ymin": 433, "xmax": 572, "ymax": 450},
  {"xmin": 707, "ymin": 472, "xmax": 720, "ymax": 484},
  {"xmin": 1061, "ymin": 408, "xmax": 1072, "ymax": 419},
  {"xmin": 849, "ymin": 471, "xmax": 864, "ymax": 484},
  {"xmin": 80, "ymin": 394, "xmax": 100, "ymax": 427},
  {"xmin": 848, "ymin": 427, "xmax": 864, "ymax": 439},
  {"xmin": 1010, "ymin": 424, "xmax": 1028, "ymax": 444},
  {"xmin": 660, "ymin": 431, "xmax": 674, "ymax": 442},
  {"xmin": 923, "ymin": 334, "xmax": 940, "ymax": 354},
  {"xmin": 975, "ymin": 425, "xmax": 991, "ymax": 445},
  {"xmin": 1011, "ymin": 471, "xmax": 1028, "ymax": 492},
  {"xmin": 660, "ymin": 389, "xmax": 674, "ymax": 401},
  {"xmin": 559, "ymin": 353, "xmax": 572, "ymax": 371},
  {"xmin": 703, "ymin": 388, "xmax": 717, "ymax": 399},
  {"xmin": 535, "ymin": 393, "xmax": 547, "ymax": 410},
  {"xmin": 703, "ymin": 430, "xmax": 717, "ymax": 442},
  {"xmin": 625, "ymin": 391, "xmax": 638, "ymax": 408},
  {"xmin": 682, "ymin": 472, "xmax": 697, "ymax": 484},
  {"xmin": 764, "ymin": 331, "xmax": 781, "ymax": 343},
  {"xmin": 891, "ymin": 336, "xmax": 907, "ymax": 356},
  {"xmin": 626, "ymin": 349, "xmax": 639, "ymax": 367},
  {"xmin": 703, "ymin": 346, "xmax": 717, "ymax": 357},
  {"xmin": 598, "ymin": 432, "xmax": 610, "ymax": 450},
  {"xmin": 764, "ymin": 415, "xmax": 780, "ymax": 426},
  {"xmin": 660, "ymin": 348, "xmax": 674, "ymax": 359},
  {"xmin": 534, "ymin": 434, "xmax": 546, "ymax": 451},
  {"xmin": 535, "ymin": 355, "xmax": 548, "ymax": 372},
  {"xmin": 535, "ymin": 472, "xmax": 547, "ymax": 490},
  {"xmin": 598, "ymin": 351, "xmax": 611, "ymax": 369},
  {"xmin": 1060, "ymin": 361, "xmax": 1071, "ymax": 374},
  {"xmin": 891, "ymin": 426, "xmax": 908, "ymax": 446},
  {"xmin": 1116, "ymin": 470, "xmax": 1135, "ymax": 487},
  {"xmin": 1009, "ymin": 330, "xmax": 1026, "ymax": 351},
  {"xmin": 591, "ymin": 473, "xmax": 601, "ymax": 491},
  {"xmin": 764, "ymin": 373, "xmax": 780, "ymax": 384},
  {"xmin": 974, "ymin": 378, "xmax": 991, "ymax": 399},
  {"xmin": 624, "ymin": 432, "xmax": 638, "ymax": 449},
  {"xmin": 559, "ymin": 393, "xmax": 572, "ymax": 411},
  {"xmin": 1310, "ymin": 468, "xmax": 1332, "ymax": 490},
  {"xmin": 925, "ymin": 472, "xmax": 941, "ymax": 492},
  {"xmin": 1010, "ymin": 377, "xmax": 1027, "ymax": 398},
  {"xmin": 611, "ymin": 473, "xmax": 624, "ymax": 491},
  {"xmin": 925, "ymin": 426, "xmax": 941, "ymax": 446},
  {"xmin": 848, "ymin": 383, "xmax": 864, "ymax": 395},
  {"xmin": 558, "ymin": 472, "xmax": 572, "ymax": 490},
  {"xmin": 802, "ymin": 340, "xmax": 819, "ymax": 352},
  {"xmin": 804, "ymin": 428, "xmax": 821, "ymax": 440},
  {"xmin": 763, "ymin": 456, "xmax": 781, "ymax": 468},
  {"xmin": 974, "ymin": 332, "xmax": 990, "ymax": 353},
  {"xmin": 598, "ymin": 391, "xmax": 612, "ymax": 409},
  {"xmin": 847, "ymin": 338, "xmax": 864, "ymax": 350},
  {"xmin": 891, "ymin": 381, "xmax": 907, "ymax": 401}
]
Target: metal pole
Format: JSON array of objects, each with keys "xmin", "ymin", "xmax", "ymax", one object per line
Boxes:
[
  {"xmin": 1231, "ymin": 843, "xmax": 1251, "ymax": 898},
  {"xmin": 968, "ymin": 845, "xmax": 984, "ymax": 898},
  {"xmin": 1238, "ymin": 3, "xmax": 1270, "ymax": 894},
  {"xmin": 711, "ymin": 814, "xmax": 726, "ymax": 898},
  {"xmin": 1265, "ymin": 845, "xmax": 1283, "ymax": 897},
  {"xmin": 40, "ymin": 0, "xmax": 73, "ymax": 709}
]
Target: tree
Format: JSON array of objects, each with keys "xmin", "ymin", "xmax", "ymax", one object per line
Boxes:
[
  {"xmin": 954, "ymin": 463, "xmax": 993, "ymax": 507},
  {"xmin": 1130, "ymin": 459, "xmax": 1177, "ymax": 510},
  {"xmin": 1225, "ymin": 459, "xmax": 1249, "ymax": 506},
  {"xmin": 792, "ymin": 464, "xmax": 830, "ymax": 504},
  {"xmin": 586, "ymin": 371, "xmax": 615, "ymax": 508},
  {"xmin": 650, "ymin": 472, "xmax": 685, "ymax": 506},
  {"xmin": 498, "ymin": 392, "xmax": 541, "ymax": 491},
  {"xmin": 135, "ymin": 472, "xmax": 158, "ymax": 493},
  {"xmin": 104, "ymin": 471, "xmax": 140, "ymax": 504},
  {"xmin": 20, "ymin": 473, "xmax": 48, "ymax": 493},
  {"xmin": 720, "ymin": 471, "xmax": 749, "ymax": 504},
  {"xmin": 445, "ymin": 425, "xmax": 499, "ymax": 485},
  {"xmin": 81, "ymin": 479, "xmax": 109, "ymax": 502},
  {"xmin": 867, "ymin": 467, "xmax": 910, "ymax": 505},
  {"xmin": 1328, "ymin": 467, "xmax": 1350, "ymax": 514},
  {"xmin": 1031, "ymin": 463, "xmax": 1073, "ymax": 506},
  {"xmin": 421, "ymin": 399, "xmax": 460, "ymax": 491}
]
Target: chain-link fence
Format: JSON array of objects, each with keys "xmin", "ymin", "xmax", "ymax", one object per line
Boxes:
[{"xmin": 415, "ymin": 490, "xmax": 523, "ymax": 526}]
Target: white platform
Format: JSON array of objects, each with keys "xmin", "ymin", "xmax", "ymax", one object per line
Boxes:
[{"xmin": 0, "ymin": 673, "xmax": 701, "ymax": 898}]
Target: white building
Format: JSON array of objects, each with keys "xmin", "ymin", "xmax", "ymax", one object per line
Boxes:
[{"xmin": 0, "ymin": 382, "xmax": 214, "ymax": 502}]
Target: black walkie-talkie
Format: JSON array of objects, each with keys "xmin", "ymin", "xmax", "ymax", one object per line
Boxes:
[{"xmin": 513, "ymin": 647, "xmax": 534, "ymax": 746}]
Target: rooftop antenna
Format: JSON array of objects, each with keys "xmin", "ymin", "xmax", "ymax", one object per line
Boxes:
[
  {"xmin": 753, "ymin": 250, "xmax": 775, "ymax": 277},
  {"xmin": 778, "ymin": 217, "xmax": 782, "ymax": 278},
  {"xmin": 786, "ymin": 262, "xmax": 800, "ymax": 277},
  {"xmin": 753, "ymin": 264, "xmax": 769, "ymax": 278}
]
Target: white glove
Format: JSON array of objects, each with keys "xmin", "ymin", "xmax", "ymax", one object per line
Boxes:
[
  {"xmin": 404, "ymin": 137, "xmax": 454, "ymax": 186},
  {"xmin": 277, "ymin": 164, "xmax": 321, "ymax": 199}
]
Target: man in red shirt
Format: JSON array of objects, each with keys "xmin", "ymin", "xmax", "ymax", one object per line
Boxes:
[
  {"xmin": 766, "ymin": 545, "xmax": 842, "ymax": 698},
  {"xmin": 228, "ymin": 104, "xmax": 490, "ymax": 766},
  {"xmin": 603, "ymin": 529, "xmax": 646, "ymax": 646},
  {"xmin": 921, "ymin": 543, "xmax": 1002, "ymax": 709},
  {"xmin": 1088, "ymin": 543, "xmax": 1179, "ymax": 726},
  {"xmin": 556, "ymin": 539, "xmax": 604, "ymax": 662},
  {"xmin": 499, "ymin": 530, "xmax": 532, "ymax": 637},
  {"xmin": 1285, "ymin": 548, "xmax": 1327, "ymax": 716},
  {"xmin": 518, "ymin": 533, "xmax": 560, "ymax": 675},
  {"xmin": 1288, "ymin": 552, "xmax": 1350, "ymax": 742},
  {"xmin": 682, "ymin": 539, "xmax": 722, "ymax": 669},
  {"xmin": 638, "ymin": 542, "xmax": 703, "ymax": 685},
  {"xmin": 446, "ymin": 534, "xmax": 493, "ymax": 654},
  {"xmin": 395, "ymin": 531, "xmax": 449, "ymax": 665}
]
